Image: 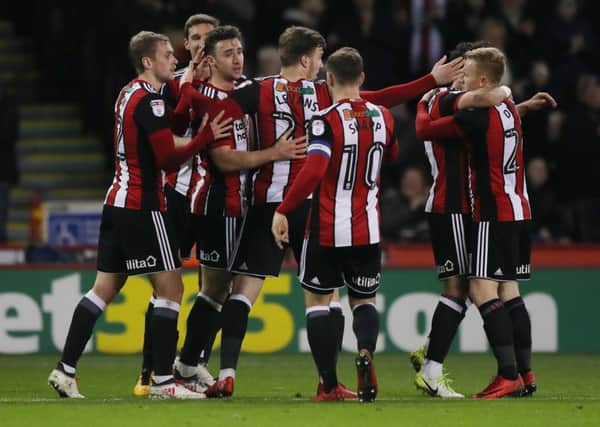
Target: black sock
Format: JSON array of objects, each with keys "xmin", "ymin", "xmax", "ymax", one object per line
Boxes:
[
  {"xmin": 307, "ymin": 309, "xmax": 338, "ymax": 392},
  {"xmin": 60, "ymin": 293, "xmax": 104, "ymax": 369},
  {"xmin": 505, "ymin": 297, "xmax": 532, "ymax": 375},
  {"xmin": 141, "ymin": 297, "xmax": 154, "ymax": 382},
  {"xmin": 329, "ymin": 305, "xmax": 345, "ymax": 367},
  {"xmin": 199, "ymin": 311, "xmax": 222, "ymax": 365},
  {"xmin": 151, "ymin": 300, "xmax": 179, "ymax": 376},
  {"xmin": 479, "ymin": 299, "xmax": 517, "ymax": 380},
  {"xmin": 220, "ymin": 298, "xmax": 250, "ymax": 371},
  {"xmin": 180, "ymin": 295, "xmax": 222, "ymax": 367},
  {"xmin": 426, "ymin": 295, "xmax": 465, "ymax": 363},
  {"xmin": 352, "ymin": 304, "xmax": 379, "ymax": 354}
]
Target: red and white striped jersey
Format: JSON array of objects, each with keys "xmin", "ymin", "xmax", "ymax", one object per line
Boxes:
[
  {"xmin": 424, "ymin": 89, "xmax": 470, "ymax": 214},
  {"xmin": 222, "ymin": 76, "xmax": 333, "ymax": 205},
  {"xmin": 104, "ymin": 79, "xmax": 170, "ymax": 211},
  {"xmin": 307, "ymin": 99, "xmax": 398, "ymax": 247},
  {"xmin": 196, "ymin": 81, "xmax": 252, "ymax": 217},
  {"xmin": 162, "ymin": 68, "xmax": 204, "ymax": 198},
  {"xmin": 454, "ymin": 100, "xmax": 531, "ymax": 222}
]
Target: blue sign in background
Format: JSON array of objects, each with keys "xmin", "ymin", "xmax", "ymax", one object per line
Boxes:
[{"xmin": 47, "ymin": 213, "xmax": 102, "ymax": 246}]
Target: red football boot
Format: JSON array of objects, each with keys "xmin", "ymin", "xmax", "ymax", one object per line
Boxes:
[
  {"xmin": 204, "ymin": 376, "xmax": 234, "ymax": 398},
  {"xmin": 312, "ymin": 384, "xmax": 346, "ymax": 401},
  {"xmin": 316, "ymin": 382, "xmax": 357, "ymax": 399},
  {"xmin": 472, "ymin": 375, "xmax": 524, "ymax": 399},
  {"xmin": 521, "ymin": 371, "xmax": 537, "ymax": 397}
]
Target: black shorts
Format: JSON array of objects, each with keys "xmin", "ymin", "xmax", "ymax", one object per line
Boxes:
[
  {"xmin": 97, "ymin": 205, "xmax": 181, "ymax": 275},
  {"xmin": 229, "ymin": 201, "xmax": 310, "ymax": 277},
  {"xmin": 193, "ymin": 214, "xmax": 242, "ymax": 270},
  {"xmin": 165, "ymin": 185, "xmax": 195, "ymax": 259},
  {"xmin": 427, "ymin": 213, "xmax": 472, "ymax": 279},
  {"xmin": 469, "ymin": 220, "xmax": 531, "ymax": 281},
  {"xmin": 299, "ymin": 233, "xmax": 381, "ymax": 299}
]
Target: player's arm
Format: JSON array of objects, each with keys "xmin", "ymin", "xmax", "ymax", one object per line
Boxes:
[
  {"xmin": 516, "ymin": 92, "xmax": 557, "ymax": 117},
  {"xmin": 272, "ymin": 118, "xmax": 332, "ymax": 248},
  {"xmin": 360, "ymin": 55, "xmax": 464, "ymax": 107},
  {"xmin": 415, "ymin": 99, "xmax": 464, "ymax": 140},
  {"xmin": 456, "ymin": 85, "xmax": 512, "ymax": 110},
  {"xmin": 382, "ymin": 108, "xmax": 400, "ymax": 161},
  {"xmin": 210, "ymin": 128, "xmax": 307, "ymax": 173},
  {"xmin": 136, "ymin": 94, "xmax": 232, "ymax": 171}
]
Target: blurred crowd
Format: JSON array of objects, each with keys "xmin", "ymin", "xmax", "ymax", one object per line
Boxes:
[{"xmin": 4, "ymin": 0, "xmax": 600, "ymax": 242}]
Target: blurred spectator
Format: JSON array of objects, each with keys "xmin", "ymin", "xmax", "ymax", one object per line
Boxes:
[
  {"xmin": 256, "ymin": 45, "xmax": 281, "ymax": 77},
  {"xmin": 281, "ymin": 0, "xmax": 327, "ymax": 29},
  {"xmin": 477, "ymin": 18, "xmax": 512, "ymax": 84},
  {"xmin": 557, "ymin": 74, "xmax": 600, "ymax": 241},
  {"xmin": 0, "ymin": 83, "xmax": 20, "ymax": 243},
  {"xmin": 526, "ymin": 157, "xmax": 569, "ymax": 242},
  {"xmin": 381, "ymin": 166, "xmax": 430, "ymax": 242},
  {"xmin": 408, "ymin": 0, "xmax": 448, "ymax": 77}
]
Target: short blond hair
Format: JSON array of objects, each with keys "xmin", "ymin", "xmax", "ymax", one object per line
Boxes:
[
  {"xmin": 129, "ymin": 31, "xmax": 169, "ymax": 74},
  {"xmin": 464, "ymin": 47, "xmax": 506, "ymax": 83}
]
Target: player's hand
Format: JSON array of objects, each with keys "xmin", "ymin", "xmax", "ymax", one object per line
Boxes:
[
  {"xmin": 209, "ymin": 110, "xmax": 233, "ymax": 140},
  {"xmin": 273, "ymin": 129, "xmax": 308, "ymax": 160},
  {"xmin": 271, "ymin": 211, "xmax": 289, "ymax": 249},
  {"xmin": 526, "ymin": 92, "xmax": 557, "ymax": 111},
  {"xmin": 431, "ymin": 55, "xmax": 464, "ymax": 85},
  {"xmin": 191, "ymin": 48, "xmax": 211, "ymax": 81}
]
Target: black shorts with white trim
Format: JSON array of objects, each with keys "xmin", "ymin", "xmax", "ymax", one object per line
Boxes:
[
  {"xmin": 97, "ymin": 205, "xmax": 181, "ymax": 275},
  {"xmin": 193, "ymin": 214, "xmax": 242, "ymax": 270},
  {"xmin": 427, "ymin": 213, "xmax": 472, "ymax": 279},
  {"xmin": 469, "ymin": 219, "xmax": 531, "ymax": 281},
  {"xmin": 299, "ymin": 232, "xmax": 381, "ymax": 299}
]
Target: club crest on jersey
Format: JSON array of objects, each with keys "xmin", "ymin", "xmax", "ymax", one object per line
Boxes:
[
  {"xmin": 343, "ymin": 108, "xmax": 380, "ymax": 120},
  {"xmin": 311, "ymin": 119, "xmax": 325, "ymax": 136},
  {"xmin": 275, "ymin": 82, "xmax": 315, "ymax": 95},
  {"xmin": 150, "ymin": 99, "xmax": 165, "ymax": 117}
]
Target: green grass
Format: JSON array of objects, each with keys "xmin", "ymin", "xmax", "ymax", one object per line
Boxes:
[{"xmin": 1, "ymin": 353, "xmax": 599, "ymax": 426}]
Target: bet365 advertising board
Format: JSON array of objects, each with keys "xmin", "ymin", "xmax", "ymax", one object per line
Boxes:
[{"xmin": 1, "ymin": 268, "xmax": 598, "ymax": 354}]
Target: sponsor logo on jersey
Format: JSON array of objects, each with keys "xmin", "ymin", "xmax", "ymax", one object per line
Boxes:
[
  {"xmin": 126, "ymin": 255, "xmax": 157, "ymax": 271},
  {"xmin": 150, "ymin": 99, "xmax": 165, "ymax": 117},
  {"xmin": 343, "ymin": 108, "xmax": 380, "ymax": 120},
  {"xmin": 275, "ymin": 82, "xmax": 315, "ymax": 94}
]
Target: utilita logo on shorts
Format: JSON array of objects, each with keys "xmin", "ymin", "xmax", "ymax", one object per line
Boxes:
[
  {"xmin": 126, "ymin": 255, "xmax": 157, "ymax": 271},
  {"xmin": 353, "ymin": 273, "xmax": 381, "ymax": 289},
  {"xmin": 437, "ymin": 260, "xmax": 455, "ymax": 275},
  {"xmin": 516, "ymin": 264, "xmax": 531, "ymax": 275},
  {"xmin": 199, "ymin": 250, "xmax": 220, "ymax": 263}
]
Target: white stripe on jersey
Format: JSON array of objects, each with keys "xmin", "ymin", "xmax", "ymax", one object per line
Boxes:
[
  {"xmin": 495, "ymin": 103, "xmax": 524, "ymax": 220},
  {"xmin": 334, "ymin": 103, "xmax": 356, "ymax": 247},
  {"xmin": 268, "ymin": 77, "xmax": 293, "ymax": 203},
  {"xmin": 424, "ymin": 95, "xmax": 439, "ymax": 213},
  {"xmin": 105, "ymin": 82, "xmax": 142, "ymax": 207},
  {"xmin": 366, "ymin": 102, "xmax": 385, "ymax": 244}
]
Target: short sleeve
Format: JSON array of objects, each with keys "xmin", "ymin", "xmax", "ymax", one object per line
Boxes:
[
  {"xmin": 134, "ymin": 93, "xmax": 170, "ymax": 134},
  {"xmin": 307, "ymin": 116, "xmax": 334, "ymax": 159}
]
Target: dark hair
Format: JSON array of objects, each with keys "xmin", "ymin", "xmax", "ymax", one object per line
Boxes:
[
  {"xmin": 204, "ymin": 25, "xmax": 243, "ymax": 56},
  {"xmin": 184, "ymin": 14, "xmax": 219, "ymax": 39},
  {"xmin": 278, "ymin": 26, "xmax": 326, "ymax": 67},
  {"xmin": 326, "ymin": 47, "xmax": 363, "ymax": 85},
  {"xmin": 129, "ymin": 31, "xmax": 169, "ymax": 74},
  {"xmin": 448, "ymin": 40, "xmax": 492, "ymax": 61}
]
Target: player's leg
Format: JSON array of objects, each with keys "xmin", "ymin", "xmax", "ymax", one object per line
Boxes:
[
  {"xmin": 344, "ymin": 244, "xmax": 381, "ymax": 402},
  {"xmin": 147, "ymin": 270, "xmax": 204, "ymax": 399},
  {"xmin": 470, "ymin": 221, "xmax": 523, "ymax": 398},
  {"xmin": 49, "ymin": 271, "xmax": 127, "ymax": 398},
  {"xmin": 415, "ymin": 274, "xmax": 467, "ymax": 398},
  {"xmin": 176, "ymin": 265, "xmax": 231, "ymax": 391}
]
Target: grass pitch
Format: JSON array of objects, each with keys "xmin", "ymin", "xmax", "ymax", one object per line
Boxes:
[{"xmin": 1, "ymin": 353, "xmax": 599, "ymax": 426}]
